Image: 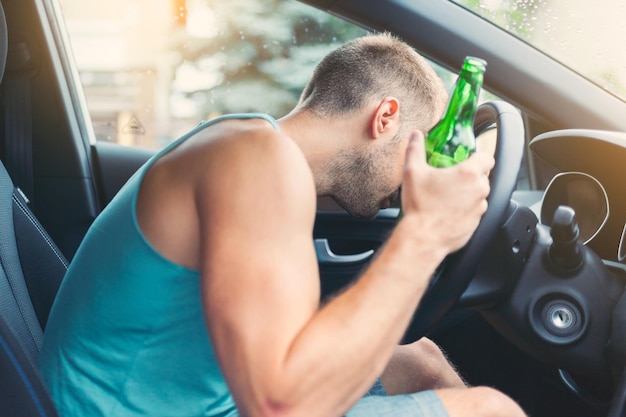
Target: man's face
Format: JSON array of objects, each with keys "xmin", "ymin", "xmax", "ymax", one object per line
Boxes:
[{"xmin": 329, "ymin": 133, "xmax": 408, "ymax": 219}]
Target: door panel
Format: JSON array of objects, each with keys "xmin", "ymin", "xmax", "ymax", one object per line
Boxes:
[
  {"xmin": 314, "ymin": 206, "xmax": 398, "ymax": 300},
  {"xmin": 91, "ymin": 142, "xmax": 156, "ymax": 207}
]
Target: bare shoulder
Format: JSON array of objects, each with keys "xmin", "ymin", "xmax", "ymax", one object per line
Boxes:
[
  {"xmin": 205, "ymin": 118, "xmax": 312, "ymax": 183},
  {"xmin": 154, "ymin": 117, "xmax": 315, "ymax": 201},
  {"xmin": 136, "ymin": 117, "xmax": 315, "ymax": 270},
  {"xmin": 193, "ymin": 118, "xmax": 317, "ymax": 226}
]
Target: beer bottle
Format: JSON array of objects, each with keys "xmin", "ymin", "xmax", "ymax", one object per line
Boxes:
[{"xmin": 426, "ymin": 56, "xmax": 487, "ymax": 167}]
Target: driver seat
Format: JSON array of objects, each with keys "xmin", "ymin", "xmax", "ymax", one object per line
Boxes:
[
  {"xmin": 0, "ymin": 0, "xmax": 62, "ymax": 414},
  {"xmin": 0, "ymin": 157, "xmax": 62, "ymax": 417}
]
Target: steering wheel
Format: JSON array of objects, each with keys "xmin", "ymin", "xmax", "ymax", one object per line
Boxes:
[{"xmin": 401, "ymin": 100, "xmax": 525, "ymax": 344}]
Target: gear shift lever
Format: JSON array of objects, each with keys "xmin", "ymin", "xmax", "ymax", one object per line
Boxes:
[{"xmin": 549, "ymin": 205, "xmax": 583, "ymax": 271}]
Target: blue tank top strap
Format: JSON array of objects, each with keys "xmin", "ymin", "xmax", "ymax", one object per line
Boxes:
[
  {"xmin": 153, "ymin": 113, "xmax": 280, "ymax": 161},
  {"xmin": 202, "ymin": 113, "xmax": 280, "ymax": 130}
]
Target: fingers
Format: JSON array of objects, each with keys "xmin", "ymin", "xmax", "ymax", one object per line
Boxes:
[
  {"xmin": 400, "ymin": 131, "xmax": 494, "ymax": 253},
  {"xmin": 402, "ymin": 128, "xmax": 493, "ymax": 201},
  {"xmin": 465, "ymin": 153, "xmax": 493, "ymax": 203},
  {"xmin": 404, "ymin": 128, "xmax": 494, "ymax": 176},
  {"xmin": 466, "ymin": 150, "xmax": 495, "ymax": 177}
]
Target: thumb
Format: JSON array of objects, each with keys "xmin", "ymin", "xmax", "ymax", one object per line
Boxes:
[{"xmin": 405, "ymin": 130, "xmax": 427, "ymax": 169}]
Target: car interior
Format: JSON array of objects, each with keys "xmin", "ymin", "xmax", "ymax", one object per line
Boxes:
[{"xmin": 0, "ymin": 0, "xmax": 625, "ymax": 416}]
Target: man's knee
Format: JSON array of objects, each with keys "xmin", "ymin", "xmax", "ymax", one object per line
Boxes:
[
  {"xmin": 436, "ymin": 386, "xmax": 526, "ymax": 417},
  {"xmin": 381, "ymin": 338, "xmax": 465, "ymax": 394}
]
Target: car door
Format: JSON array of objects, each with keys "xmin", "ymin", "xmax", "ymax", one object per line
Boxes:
[{"xmin": 314, "ymin": 199, "xmax": 399, "ymax": 299}]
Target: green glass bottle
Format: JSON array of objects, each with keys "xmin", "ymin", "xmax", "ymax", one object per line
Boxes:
[{"xmin": 426, "ymin": 56, "xmax": 487, "ymax": 167}]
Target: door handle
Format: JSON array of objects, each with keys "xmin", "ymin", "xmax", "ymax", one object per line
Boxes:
[{"xmin": 314, "ymin": 238, "xmax": 374, "ymax": 265}]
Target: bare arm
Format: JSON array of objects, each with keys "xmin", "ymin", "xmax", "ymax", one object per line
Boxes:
[{"xmin": 199, "ymin": 130, "xmax": 493, "ymax": 417}]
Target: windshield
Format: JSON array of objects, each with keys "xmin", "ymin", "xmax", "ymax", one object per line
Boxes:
[{"xmin": 453, "ymin": 0, "xmax": 626, "ymax": 102}]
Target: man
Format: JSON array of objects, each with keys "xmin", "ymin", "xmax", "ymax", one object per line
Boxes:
[{"xmin": 39, "ymin": 33, "xmax": 526, "ymax": 417}]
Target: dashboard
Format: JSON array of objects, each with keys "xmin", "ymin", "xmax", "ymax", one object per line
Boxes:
[{"xmin": 529, "ymin": 129, "xmax": 626, "ymax": 262}]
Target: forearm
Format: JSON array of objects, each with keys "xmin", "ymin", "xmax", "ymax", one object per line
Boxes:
[{"xmin": 266, "ymin": 216, "xmax": 448, "ymax": 417}]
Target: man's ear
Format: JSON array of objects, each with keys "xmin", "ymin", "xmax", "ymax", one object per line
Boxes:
[{"xmin": 371, "ymin": 97, "xmax": 400, "ymax": 139}]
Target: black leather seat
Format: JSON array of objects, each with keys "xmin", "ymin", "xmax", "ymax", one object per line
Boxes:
[{"xmin": 0, "ymin": 0, "xmax": 64, "ymax": 414}]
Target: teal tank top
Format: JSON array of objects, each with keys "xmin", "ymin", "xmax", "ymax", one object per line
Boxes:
[{"xmin": 39, "ymin": 113, "xmax": 280, "ymax": 417}]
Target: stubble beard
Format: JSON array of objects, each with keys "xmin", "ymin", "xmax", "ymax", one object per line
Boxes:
[{"xmin": 328, "ymin": 146, "xmax": 396, "ymax": 220}]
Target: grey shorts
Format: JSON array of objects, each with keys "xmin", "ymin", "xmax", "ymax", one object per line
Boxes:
[{"xmin": 346, "ymin": 379, "xmax": 449, "ymax": 417}]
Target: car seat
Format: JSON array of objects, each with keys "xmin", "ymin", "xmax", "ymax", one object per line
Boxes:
[
  {"xmin": 0, "ymin": 111, "xmax": 62, "ymax": 416},
  {"xmin": 0, "ymin": 0, "xmax": 63, "ymax": 414},
  {"xmin": 0, "ymin": 311, "xmax": 59, "ymax": 417}
]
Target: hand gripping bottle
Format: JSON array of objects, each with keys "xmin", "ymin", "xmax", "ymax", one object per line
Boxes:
[{"xmin": 426, "ymin": 56, "xmax": 486, "ymax": 167}]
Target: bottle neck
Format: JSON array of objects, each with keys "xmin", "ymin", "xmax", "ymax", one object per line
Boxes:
[{"xmin": 441, "ymin": 70, "xmax": 483, "ymax": 128}]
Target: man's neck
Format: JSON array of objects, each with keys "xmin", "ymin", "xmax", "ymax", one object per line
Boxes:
[{"xmin": 277, "ymin": 110, "xmax": 350, "ymax": 195}]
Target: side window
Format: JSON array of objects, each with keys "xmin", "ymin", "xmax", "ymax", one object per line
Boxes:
[
  {"xmin": 59, "ymin": 0, "xmax": 508, "ymax": 156},
  {"xmin": 59, "ymin": 0, "xmax": 368, "ymax": 149}
]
